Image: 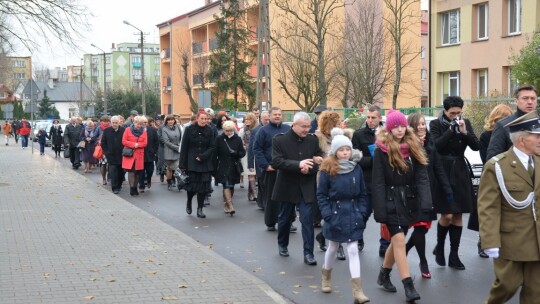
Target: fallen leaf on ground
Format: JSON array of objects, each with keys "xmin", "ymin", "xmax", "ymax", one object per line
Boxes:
[
  {"xmin": 308, "ymin": 285, "xmax": 318, "ymax": 289},
  {"xmin": 107, "ymin": 278, "xmax": 116, "ymax": 282},
  {"xmin": 293, "ymin": 284, "xmax": 302, "ymax": 288},
  {"xmin": 161, "ymin": 296, "xmax": 178, "ymax": 300},
  {"xmin": 292, "ymin": 291, "xmax": 300, "ymax": 294},
  {"xmin": 279, "ymin": 272, "xmax": 286, "ymax": 275},
  {"xmin": 178, "ymin": 284, "xmax": 188, "ymax": 288},
  {"xmin": 83, "ymin": 295, "xmax": 94, "ymax": 300},
  {"xmin": 148, "ymin": 271, "xmax": 157, "ymax": 275},
  {"xmin": 89, "ymin": 269, "xmax": 99, "ymax": 272}
]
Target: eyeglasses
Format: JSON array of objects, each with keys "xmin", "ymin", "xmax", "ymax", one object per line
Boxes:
[{"xmin": 447, "ymin": 111, "xmax": 462, "ymax": 116}]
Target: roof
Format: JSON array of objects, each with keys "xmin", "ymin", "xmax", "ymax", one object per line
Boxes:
[
  {"xmin": 22, "ymin": 79, "xmax": 95, "ymax": 102},
  {"xmin": 156, "ymin": 14, "xmax": 187, "ymax": 28}
]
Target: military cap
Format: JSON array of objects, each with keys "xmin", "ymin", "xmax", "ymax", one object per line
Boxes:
[{"xmin": 504, "ymin": 111, "xmax": 540, "ymax": 133}]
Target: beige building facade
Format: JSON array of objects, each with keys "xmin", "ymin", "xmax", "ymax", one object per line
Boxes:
[{"xmin": 429, "ymin": 0, "xmax": 539, "ymax": 105}]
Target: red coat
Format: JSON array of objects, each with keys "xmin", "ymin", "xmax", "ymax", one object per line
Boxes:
[
  {"xmin": 122, "ymin": 127, "xmax": 147, "ymax": 171},
  {"xmin": 19, "ymin": 121, "xmax": 31, "ymax": 136}
]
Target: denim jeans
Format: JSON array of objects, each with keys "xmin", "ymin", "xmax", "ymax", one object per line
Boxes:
[{"xmin": 21, "ymin": 135, "xmax": 28, "ymax": 147}]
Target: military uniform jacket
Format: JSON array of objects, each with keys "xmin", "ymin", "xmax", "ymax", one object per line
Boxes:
[
  {"xmin": 478, "ymin": 148, "xmax": 540, "ymax": 261},
  {"xmin": 271, "ymin": 130, "xmax": 323, "ymax": 203}
]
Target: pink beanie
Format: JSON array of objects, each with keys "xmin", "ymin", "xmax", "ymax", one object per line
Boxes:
[{"xmin": 385, "ymin": 110, "xmax": 407, "ymax": 131}]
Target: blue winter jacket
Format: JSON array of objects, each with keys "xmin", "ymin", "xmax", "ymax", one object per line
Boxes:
[
  {"xmin": 252, "ymin": 122, "xmax": 290, "ymax": 174},
  {"xmin": 317, "ymin": 165, "xmax": 369, "ymax": 243}
]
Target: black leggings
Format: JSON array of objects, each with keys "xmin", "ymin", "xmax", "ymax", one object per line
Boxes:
[
  {"xmin": 406, "ymin": 226, "xmax": 428, "ymax": 264},
  {"xmin": 187, "ymin": 191, "xmax": 206, "ymax": 209}
]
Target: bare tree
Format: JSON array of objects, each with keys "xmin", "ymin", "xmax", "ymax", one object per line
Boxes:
[
  {"xmin": 337, "ymin": 0, "xmax": 393, "ymax": 108},
  {"xmin": 0, "ymin": 1, "xmax": 91, "ymax": 53},
  {"xmin": 33, "ymin": 64, "xmax": 50, "ymax": 81},
  {"xmin": 383, "ymin": 0, "xmax": 421, "ymax": 109},
  {"xmin": 272, "ymin": 0, "xmax": 348, "ymax": 107}
]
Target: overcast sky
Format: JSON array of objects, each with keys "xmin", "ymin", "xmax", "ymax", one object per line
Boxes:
[
  {"xmin": 29, "ymin": 0, "xmax": 428, "ymax": 69},
  {"xmin": 29, "ymin": 0, "xmax": 205, "ymax": 69}
]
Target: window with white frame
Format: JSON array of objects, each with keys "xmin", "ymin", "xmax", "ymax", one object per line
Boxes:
[
  {"xmin": 508, "ymin": 67, "xmax": 519, "ymax": 96},
  {"xmin": 13, "ymin": 73, "xmax": 25, "ymax": 79},
  {"xmin": 441, "ymin": 10, "xmax": 460, "ymax": 45},
  {"xmin": 0, "ymin": 92, "xmax": 6, "ymax": 98},
  {"xmin": 477, "ymin": 3, "xmax": 488, "ymax": 40},
  {"xmin": 154, "ymin": 69, "xmax": 160, "ymax": 76},
  {"xmin": 420, "ymin": 47, "xmax": 425, "ymax": 59},
  {"xmin": 508, "ymin": 0, "xmax": 521, "ymax": 35},
  {"xmin": 477, "ymin": 69, "xmax": 488, "ymax": 97},
  {"xmin": 12, "ymin": 60, "xmax": 26, "ymax": 68},
  {"xmin": 154, "ymin": 57, "xmax": 160, "ymax": 64},
  {"xmin": 421, "ymin": 69, "xmax": 427, "ymax": 80},
  {"xmin": 442, "ymin": 71, "xmax": 460, "ymax": 99},
  {"xmin": 132, "ymin": 56, "xmax": 141, "ymax": 63}
]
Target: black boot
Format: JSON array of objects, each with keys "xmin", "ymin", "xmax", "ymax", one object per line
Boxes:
[
  {"xmin": 433, "ymin": 223, "xmax": 450, "ymax": 266},
  {"xmin": 337, "ymin": 244, "xmax": 346, "ymax": 260},
  {"xmin": 377, "ymin": 266, "xmax": 397, "ymax": 292},
  {"xmin": 186, "ymin": 200, "xmax": 192, "ymax": 215},
  {"xmin": 167, "ymin": 179, "xmax": 173, "ymax": 190},
  {"xmin": 448, "ymin": 225, "xmax": 465, "ymax": 270},
  {"xmin": 478, "ymin": 238, "xmax": 489, "ymax": 258},
  {"xmin": 130, "ymin": 186, "xmax": 139, "ymax": 196},
  {"xmin": 315, "ymin": 232, "xmax": 327, "ymax": 251},
  {"xmin": 402, "ymin": 277, "xmax": 420, "ymax": 302},
  {"xmin": 196, "ymin": 208, "xmax": 206, "ymax": 218}
]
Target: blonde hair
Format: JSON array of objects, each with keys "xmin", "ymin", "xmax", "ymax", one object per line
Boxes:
[
  {"xmin": 484, "ymin": 104, "xmax": 513, "ymax": 131},
  {"xmin": 318, "ymin": 111, "xmax": 341, "ymax": 138},
  {"xmin": 222, "ymin": 120, "xmax": 235, "ymax": 131},
  {"xmin": 244, "ymin": 112, "xmax": 259, "ymax": 129},
  {"xmin": 320, "ymin": 154, "xmax": 340, "ymax": 177},
  {"xmin": 376, "ymin": 127, "xmax": 428, "ymax": 173}
]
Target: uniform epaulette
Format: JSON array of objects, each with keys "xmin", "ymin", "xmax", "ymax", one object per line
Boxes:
[
  {"xmin": 275, "ymin": 133, "xmax": 285, "ymax": 136},
  {"xmin": 488, "ymin": 152, "xmax": 507, "ymax": 164}
]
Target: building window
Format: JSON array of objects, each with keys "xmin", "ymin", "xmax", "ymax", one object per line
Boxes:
[
  {"xmin": 442, "ymin": 71, "xmax": 460, "ymax": 99},
  {"xmin": 507, "ymin": 67, "xmax": 519, "ymax": 96},
  {"xmin": 420, "ymin": 47, "xmax": 425, "ymax": 59},
  {"xmin": 441, "ymin": 10, "xmax": 460, "ymax": 45},
  {"xmin": 0, "ymin": 92, "xmax": 6, "ymax": 98},
  {"xmin": 132, "ymin": 56, "xmax": 141, "ymax": 63},
  {"xmin": 69, "ymin": 108, "xmax": 77, "ymax": 117},
  {"xmin": 154, "ymin": 57, "xmax": 160, "ymax": 64},
  {"xmin": 92, "ymin": 58, "xmax": 99, "ymax": 65},
  {"xmin": 154, "ymin": 69, "xmax": 160, "ymax": 76},
  {"xmin": 13, "ymin": 73, "xmax": 26, "ymax": 79},
  {"xmin": 421, "ymin": 69, "xmax": 427, "ymax": 80},
  {"xmin": 106, "ymin": 69, "xmax": 111, "ymax": 77},
  {"xmin": 477, "ymin": 3, "xmax": 488, "ymax": 40},
  {"xmin": 12, "ymin": 60, "xmax": 26, "ymax": 68},
  {"xmin": 477, "ymin": 69, "xmax": 488, "ymax": 97},
  {"xmin": 508, "ymin": 0, "xmax": 521, "ymax": 35}
]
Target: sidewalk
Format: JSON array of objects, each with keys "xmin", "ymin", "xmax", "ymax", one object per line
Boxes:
[{"xmin": 0, "ymin": 144, "xmax": 286, "ymax": 304}]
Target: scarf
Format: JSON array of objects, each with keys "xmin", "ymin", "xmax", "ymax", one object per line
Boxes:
[
  {"xmin": 438, "ymin": 111, "xmax": 452, "ymax": 128},
  {"xmin": 338, "ymin": 160, "xmax": 356, "ymax": 174},
  {"xmin": 375, "ymin": 140, "xmax": 411, "ymax": 159},
  {"xmin": 84, "ymin": 127, "xmax": 96, "ymax": 137},
  {"xmin": 100, "ymin": 122, "xmax": 111, "ymax": 131},
  {"xmin": 131, "ymin": 125, "xmax": 143, "ymax": 137}
]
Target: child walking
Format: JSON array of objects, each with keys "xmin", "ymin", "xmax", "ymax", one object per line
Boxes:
[
  {"xmin": 317, "ymin": 134, "xmax": 370, "ymax": 303},
  {"xmin": 37, "ymin": 127, "xmax": 49, "ymax": 155}
]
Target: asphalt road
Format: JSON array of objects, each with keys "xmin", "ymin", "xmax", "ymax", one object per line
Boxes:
[{"xmin": 44, "ymin": 146, "xmax": 520, "ymax": 304}]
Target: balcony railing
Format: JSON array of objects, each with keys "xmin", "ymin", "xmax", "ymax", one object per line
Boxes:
[
  {"xmin": 193, "ymin": 74, "xmax": 204, "ymax": 85},
  {"xmin": 133, "ymin": 62, "xmax": 142, "ymax": 68},
  {"xmin": 133, "ymin": 75, "xmax": 142, "ymax": 80},
  {"xmin": 162, "ymin": 76, "xmax": 171, "ymax": 87},
  {"xmin": 161, "ymin": 48, "xmax": 171, "ymax": 59}
]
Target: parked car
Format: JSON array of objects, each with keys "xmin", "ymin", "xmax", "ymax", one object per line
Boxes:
[{"xmin": 31, "ymin": 120, "xmax": 53, "ymax": 146}]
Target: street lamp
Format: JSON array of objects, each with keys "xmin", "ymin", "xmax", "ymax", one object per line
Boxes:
[
  {"xmin": 91, "ymin": 44, "xmax": 108, "ymax": 116},
  {"xmin": 123, "ymin": 20, "xmax": 146, "ymax": 115}
]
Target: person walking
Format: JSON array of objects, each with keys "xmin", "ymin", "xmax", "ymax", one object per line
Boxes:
[
  {"xmin": 49, "ymin": 119, "xmax": 63, "ymax": 157},
  {"xmin": 36, "ymin": 127, "xmax": 49, "ymax": 155},
  {"xmin": 101, "ymin": 116, "xmax": 125, "ymax": 194},
  {"xmin": 238, "ymin": 112, "xmax": 259, "ymax": 201},
  {"xmin": 161, "ymin": 115, "xmax": 182, "ymax": 191},
  {"xmin": 406, "ymin": 113, "xmax": 451, "ymax": 279},
  {"xmin": 96, "ymin": 116, "xmax": 111, "ymax": 185},
  {"xmin": 11, "ymin": 119, "xmax": 20, "ymax": 144},
  {"xmin": 179, "ymin": 110, "xmax": 215, "ymax": 218},
  {"xmin": 248, "ymin": 111, "xmax": 270, "ymax": 209},
  {"xmin": 273, "ymin": 112, "xmax": 323, "ymax": 266},
  {"xmin": 214, "ymin": 121, "xmax": 246, "ymax": 215},
  {"xmin": 138, "ymin": 117, "xmax": 159, "ymax": 193},
  {"xmin": 64, "ymin": 117, "xmax": 83, "ymax": 169},
  {"xmin": 18, "ymin": 118, "xmax": 31, "ymax": 149},
  {"xmin": 478, "ymin": 111, "xmax": 540, "ymax": 303},
  {"xmin": 2, "ymin": 120, "xmax": 12, "ymax": 146},
  {"xmin": 317, "ymin": 133, "xmax": 370, "ymax": 303},
  {"xmin": 429, "ymin": 96, "xmax": 480, "ymax": 270},
  {"xmin": 79, "ymin": 120, "xmax": 100, "ymax": 173},
  {"xmin": 122, "ymin": 116, "xmax": 148, "ymax": 196},
  {"xmin": 372, "ymin": 110, "xmax": 431, "ymax": 302}
]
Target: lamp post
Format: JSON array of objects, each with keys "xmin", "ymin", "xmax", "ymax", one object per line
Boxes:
[
  {"xmin": 123, "ymin": 20, "xmax": 146, "ymax": 115},
  {"xmin": 91, "ymin": 44, "xmax": 107, "ymax": 116}
]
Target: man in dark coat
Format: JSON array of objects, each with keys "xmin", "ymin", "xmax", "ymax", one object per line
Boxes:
[
  {"xmin": 272, "ymin": 112, "xmax": 323, "ymax": 265},
  {"xmin": 248, "ymin": 111, "xmax": 269, "ymax": 209},
  {"xmin": 352, "ymin": 105, "xmax": 385, "ymax": 254},
  {"xmin": 63, "ymin": 116, "xmax": 83, "ymax": 169},
  {"xmin": 309, "ymin": 105, "xmax": 327, "ymax": 133},
  {"xmin": 253, "ymin": 107, "xmax": 291, "ymax": 230},
  {"xmin": 486, "ymin": 85, "xmax": 538, "ymax": 160},
  {"xmin": 101, "ymin": 116, "xmax": 125, "ymax": 194},
  {"xmin": 138, "ymin": 117, "xmax": 159, "ymax": 192}
]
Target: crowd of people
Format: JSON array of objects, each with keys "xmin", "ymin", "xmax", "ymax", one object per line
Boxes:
[{"xmin": 3, "ymin": 84, "xmax": 539, "ymax": 303}]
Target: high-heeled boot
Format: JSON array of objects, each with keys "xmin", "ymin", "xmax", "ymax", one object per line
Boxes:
[
  {"xmin": 248, "ymin": 180, "xmax": 257, "ymax": 201},
  {"xmin": 433, "ymin": 222, "xmax": 450, "ymax": 266},
  {"xmin": 448, "ymin": 224, "xmax": 465, "ymax": 270},
  {"xmin": 223, "ymin": 188, "xmax": 232, "ymax": 214}
]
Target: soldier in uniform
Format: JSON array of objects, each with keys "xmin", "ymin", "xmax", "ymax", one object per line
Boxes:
[
  {"xmin": 272, "ymin": 112, "xmax": 323, "ymax": 265},
  {"xmin": 478, "ymin": 111, "xmax": 540, "ymax": 303}
]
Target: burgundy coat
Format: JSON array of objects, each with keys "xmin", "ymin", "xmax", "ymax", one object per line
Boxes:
[{"xmin": 122, "ymin": 127, "xmax": 148, "ymax": 171}]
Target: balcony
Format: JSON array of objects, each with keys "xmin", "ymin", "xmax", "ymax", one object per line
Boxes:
[
  {"xmin": 193, "ymin": 74, "xmax": 204, "ymax": 85},
  {"xmin": 193, "ymin": 42, "xmax": 202, "ymax": 54},
  {"xmin": 161, "ymin": 48, "xmax": 171, "ymax": 60},
  {"xmin": 133, "ymin": 62, "xmax": 142, "ymax": 68},
  {"xmin": 133, "ymin": 75, "xmax": 142, "ymax": 80},
  {"xmin": 249, "ymin": 65, "xmax": 265, "ymax": 77},
  {"xmin": 162, "ymin": 76, "xmax": 171, "ymax": 87},
  {"xmin": 209, "ymin": 38, "xmax": 218, "ymax": 51}
]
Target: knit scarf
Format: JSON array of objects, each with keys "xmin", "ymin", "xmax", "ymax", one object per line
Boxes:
[
  {"xmin": 438, "ymin": 111, "xmax": 452, "ymax": 128},
  {"xmin": 337, "ymin": 160, "xmax": 356, "ymax": 174},
  {"xmin": 100, "ymin": 122, "xmax": 111, "ymax": 131},
  {"xmin": 375, "ymin": 140, "xmax": 410, "ymax": 159},
  {"xmin": 84, "ymin": 127, "xmax": 96, "ymax": 138},
  {"xmin": 131, "ymin": 125, "xmax": 144, "ymax": 137}
]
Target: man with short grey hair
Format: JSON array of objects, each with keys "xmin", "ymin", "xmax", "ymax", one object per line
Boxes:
[
  {"xmin": 272, "ymin": 112, "xmax": 323, "ymax": 265},
  {"xmin": 101, "ymin": 116, "xmax": 126, "ymax": 194},
  {"xmin": 64, "ymin": 116, "xmax": 83, "ymax": 169}
]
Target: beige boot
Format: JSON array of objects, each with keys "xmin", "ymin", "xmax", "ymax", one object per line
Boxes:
[
  {"xmin": 223, "ymin": 188, "xmax": 234, "ymax": 214},
  {"xmin": 227, "ymin": 188, "xmax": 235, "ymax": 215},
  {"xmin": 321, "ymin": 268, "xmax": 332, "ymax": 293},
  {"xmin": 248, "ymin": 179, "xmax": 257, "ymax": 201},
  {"xmin": 351, "ymin": 278, "xmax": 370, "ymax": 303}
]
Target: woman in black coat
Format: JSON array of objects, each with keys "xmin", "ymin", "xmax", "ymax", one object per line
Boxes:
[
  {"xmin": 372, "ymin": 110, "xmax": 431, "ymax": 302},
  {"xmin": 429, "ymin": 96, "xmax": 480, "ymax": 271},
  {"xmin": 179, "ymin": 110, "xmax": 216, "ymax": 218},
  {"xmin": 49, "ymin": 119, "xmax": 63, "ymax": 157},
  {"xmin": 213, "ymin": 121, "xmax": 246, "ymax": 215}
]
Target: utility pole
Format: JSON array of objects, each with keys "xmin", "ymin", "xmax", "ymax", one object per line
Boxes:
[
  {"xmin": 255, "ymin": 0, "xmax": 271, "ymax": 111},
  {"xmin": 91, "ymin": 44, "xmax": 107, "ymax": 115},
  {"xmin": 123, "ymin": 20, "xmax": 148, "ymax": 115}
]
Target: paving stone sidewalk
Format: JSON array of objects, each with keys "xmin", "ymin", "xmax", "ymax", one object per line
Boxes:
[{"xmin": 0, "ymin": 144, "xmax": 286, "ymax": 304}]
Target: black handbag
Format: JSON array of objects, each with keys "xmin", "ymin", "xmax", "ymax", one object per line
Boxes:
[
  {"xmin": 122, "ymin": 147, "xmax": 134, "ymax": 157},
  {"xmin": 234, "ymin": 161, "xmax": 244, "ymax": 175},
  {"xmin": 63, "ymin": 148, "xmax": 70, "ymax": 158}
]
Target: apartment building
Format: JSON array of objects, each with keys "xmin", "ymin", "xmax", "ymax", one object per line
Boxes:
[
  {"xmin": 83, "ymin": 42, "xmax": 161, "ymax": 94},
  {"xmin": 1, "ymin": 56, "xmax": 32, "ymax": 90},
  {"xmin": 429, "ymin": 0, "xmax": 539, "ymax": 105}
]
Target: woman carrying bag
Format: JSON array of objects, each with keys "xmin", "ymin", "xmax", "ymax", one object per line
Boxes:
[{"xmin": 122, "ymin": 116, "xmax": 148, "ymax": 196}]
